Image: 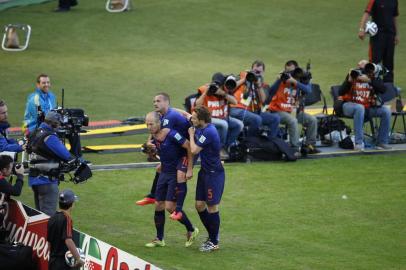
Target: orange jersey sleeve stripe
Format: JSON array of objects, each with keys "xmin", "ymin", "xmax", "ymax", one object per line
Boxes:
[
  {"xmin": 64, "ymin": 213, "xmax": 73, "ymax": 238},
  {"xmin": 365, "ymin": 0, "xmax": 375, "ymax": 13}
]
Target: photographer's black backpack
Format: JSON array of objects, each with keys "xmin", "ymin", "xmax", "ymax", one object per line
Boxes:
[
  {"xmin": 318, "ymin": 115, "xmax": 351, "ymax": 139},
  {"xmin": 238, "ymin": 136, "xmax": 297, "ymax": 162}
]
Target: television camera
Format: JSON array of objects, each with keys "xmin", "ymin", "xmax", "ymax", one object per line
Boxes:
[
  {"xmin": 52, "ymin": 107, "xmax": 89, "ymax": 137},
  {"xmin": 26, "ymin": 89, "xmax": 92, "ymax": 184},
  {"xmin": 27, "ymin": 154, "xmax": 91, "ymax": 184}
]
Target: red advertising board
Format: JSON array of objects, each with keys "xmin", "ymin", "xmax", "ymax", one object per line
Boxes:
[{"xmin": 2, "ymin": 199, "xmax": 161, "ymax": 270}]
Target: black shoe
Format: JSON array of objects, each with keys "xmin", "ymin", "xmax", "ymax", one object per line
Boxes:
[{"xmin": 307, "ymin": 145, "xmax": 321, "ymax": 154}]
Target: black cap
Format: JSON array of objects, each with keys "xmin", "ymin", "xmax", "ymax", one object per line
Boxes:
[
  {"xmin": 211, "ymin": 72, "xmax": 226, "ymax": 85},
  {"xmin": 59, "ymin": 189, "xmax": 78, "ymax": 204}
]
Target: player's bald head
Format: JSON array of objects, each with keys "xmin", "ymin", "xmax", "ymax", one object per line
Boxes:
[{"xmin": 146, "ymin": 111, "xmax": 160, "ymax": 124}]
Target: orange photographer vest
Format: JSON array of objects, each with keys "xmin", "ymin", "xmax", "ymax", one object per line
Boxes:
[
  {"xmin": 230, "ymin": 71, "xmax": 262, "ymax": 112},
  {"xmin": 342, "ymin": 82, "xmax": 373, "ymax": 109},
  {"xmin": 267, "ymin": 81, "xmax": 298, "ymax": 113},
  {"xmin": 197, "ymin": 85, "xmax": 228, "ymax": 119}
]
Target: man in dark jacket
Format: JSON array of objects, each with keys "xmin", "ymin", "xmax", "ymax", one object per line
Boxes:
[
  {"xmin": 0, "ymin": 100, "xmax": 25, "ymax": 154},
  {"xmin": 0, "ymin": 155, "xmax": 24, "ymax": 197},
  {"xmin": 28, "ymin": 111, "xmax": 74, "ymax": 216}
]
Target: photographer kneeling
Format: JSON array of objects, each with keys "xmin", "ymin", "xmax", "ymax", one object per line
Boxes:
[
  {"xmin": 338, "ymin": 60, "xmax": 391, "ymax": 151},
  {"xmin": 0, "ymin": 155, "xmax": 24, "ymax": 241},
  {"xmin": 28, "ymin": 111, "xmax": 75, "ymax": 216}
]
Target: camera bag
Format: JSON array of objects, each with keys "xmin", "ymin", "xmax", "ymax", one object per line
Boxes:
[
  {"xmin": 239, "ymin": 135, "xmax": 297, "ymax": 162},
  {"xmin": 338, "ymin": 136, "xmax": 354, "ymax": 149},
  {"xmin": 318, "ymin": 115, "xmax": 350, "ymax": 139}
]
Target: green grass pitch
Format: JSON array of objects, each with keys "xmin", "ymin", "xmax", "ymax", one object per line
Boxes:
[{"xmin": 1, "ymin": 1, "xmax": 406, "ymax": 269}]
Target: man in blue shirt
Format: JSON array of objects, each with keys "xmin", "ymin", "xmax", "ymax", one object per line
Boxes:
[
  {"xmin": 28, "ymin": 111, "xmax": 73, "ymax": 216},
  {"xmin": 189, "ymin": 105, "xmax": 225, "ymax": 252},
  {"xmin": 136, "ymin": 93, "xmax": 192, "ymax": 207},
  {"xmin": 144, "ymin": 111, "xmax": 199, "ymax": 248},
  {"xmin": 24, "ymin": 74, "xmax": 57, "ymax": 133},
  {"xmin": 0, "ymin": 100, "xmax": 25, "ymax": 154}
]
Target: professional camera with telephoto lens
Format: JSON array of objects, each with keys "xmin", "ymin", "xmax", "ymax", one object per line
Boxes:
[
  {"xmin": 364, "ymin": 62, "xmax": 386, "ymax": 78},
  {"xmin": 246, "ymin": 70, "xmax": 264, "ymax": 85},
  {"xmin": 207, "ymin": 83, "xmax": 219, "ymax": 96},
  {"xmin": 207, "ymin": 74, "xmax": 237, "ymax": 96},
  {"xmin": 224, "ymin": 75, "xmax": 237, "ymax": 92},
  {"xmin": 350, "ymin": 69, "xmax": 363, "ymax": 80},
  {"xmin": 11, "ymin": 162, "xmax": 22, "ymax": 175},
  {"xmin": 281, "ymin": 67, "xmax": 312, "ymax": 84},
  {"xmin": 280, "ymin": 72, "xmax": 291, "ymax": 82},
  {"xmin": 52, "ymin": 108, "xmax": 89, "ymax": 137},
  {"xmin": 246, "ymin": 71, "xmax": 258, "ymax": 83},
  {"xmin": 243, "ymin": 72, "xmax": 262, "ymax": 100},
  {"xmin": 350, "ymin": 63, "xmax": 386, "ymax": 80}
]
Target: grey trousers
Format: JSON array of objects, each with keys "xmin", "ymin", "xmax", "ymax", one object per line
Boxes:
[
  {"xmin": 275, "ymin": 111, "xmax": 318, "ymax": 148},
  {"xmin": 32, "ymin": 184, "xmax": 59, "ymax": 216}
]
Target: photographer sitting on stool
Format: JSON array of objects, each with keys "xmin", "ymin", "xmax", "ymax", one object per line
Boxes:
[
  {"xmin": 266, "ymin": 60, "xmax": 320, "ymax": 155},
  {"xmin": 230, "ymin": 60, "xmax": 280, "ymax": 139},
  {"xmin": 23, "ymin": 74, "xmax": 89, "ymax": 164},
  {"xmin": 195, "ymin": 72, "xmax": 243, "ymax": 159},
  {"xmin": 338, "ymin": 60, "xmax": 391, "ymax": 151},
  {"xmin": 28, "ymin": 111, "xmax": 74, "ymax": 216}
]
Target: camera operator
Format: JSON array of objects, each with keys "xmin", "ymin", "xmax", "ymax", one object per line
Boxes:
[
  {"xmin": 28, "ymin": 111, "xmax": 74, "ymax": 216},
  {"xmin": 0, "ymin": 155, "xmax": 25, "ymax": 197},
  {"xmin": 0, "ymin": 99, "xmax": 26, "ymax": 153},
  {"xmin": 195, "ymin": 72, "xmax": 243, "ymax": 158},
  {"xmin": 23, "ymin": 74, "xmax": 88, "ymax": 163},
  {"xmin": 230, "ymin": 60, "xmax": 281, "ymax": 139},
  {"xmin": 265, "ymin": 60, "xmax": 319, "ymax": 155},
  {"xmin": 338, "ymin": 59, "xmax": 391, "ymax": 151}
]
